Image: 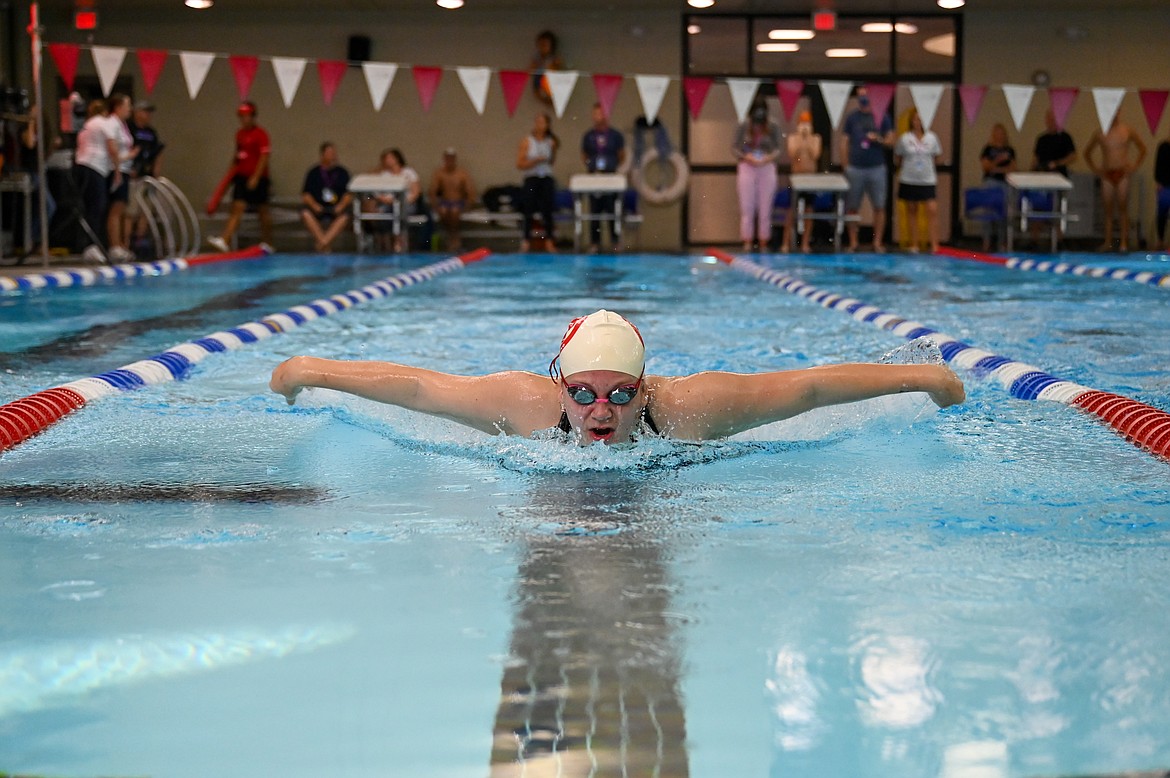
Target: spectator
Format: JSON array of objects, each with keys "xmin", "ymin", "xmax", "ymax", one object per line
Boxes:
[
  {"xmin": 894, "ymin": 107, "xmax": 943, "ymax": 254},
  {"xmin": 580, "ymin": 103, "xmax": 626, "ymax": 252},
  {"xmin": 979, "ymin": 122, "xmax": 1017, "ymax": 252},
  {"xmin": 529, "ymin": 30, "xmax": 564, "ymax": 105},
  {"xmin": 783, "ymin": 110, "xmax": 822, "ymax": 253},
  {"xmin": 1155, "ymin": 131, "xmax": 1170, "ymax": 251},
  {"xmin": 840, "ymin": 86, "xmax": 895, "ymax": 253},
  {"xmin": 71, "ymin": 98, "xmax": 113, "ymax": 262},
  {"xmin": 1085, "ymin": 115, "xmax": 1147, "ymax": 252},
  {"xmin": 208, "ymin": 101, "xmax": 271, "ymax": 252},
  {"xmin": 126, "ymin": 99, "xmax": 164, "ymax": 256},
  {"xmin": 103, "ymin": 94, "xmax": 138, "ymax": 262},
  {"xmin": 362, "ymin": 147, "xmax": 422, "ymax": 253},
  {"xmin": 732, "ymin": 100, "xmax": 781, "ymax": 252},
  {"xmin": 516, "ymin": 112, "xmax": 559, "ymax": 252},
  {"xmin": 300, "ymin": 141, "xmax": 352, "ymax": 253},
  {"xmin": 429, "ymin": 148, "xmax": 477, "ymax": 252},
  {"xmin": 1032, "ymin": 109, "xmax": 1077, "ymax": 177},
  {"xmin": 17, "ymin": 104, "xmax": 56, "ymax": 256}
]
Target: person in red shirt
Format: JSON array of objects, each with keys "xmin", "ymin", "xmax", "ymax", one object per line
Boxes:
[{"xmin": 208, "ymin": 101, "xmax": 272, "ymax": 251}]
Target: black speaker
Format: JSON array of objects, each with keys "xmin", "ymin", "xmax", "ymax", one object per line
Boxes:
[{"xmin": 347, "ymin": 35, "xmax": 371, "ymax": 63}]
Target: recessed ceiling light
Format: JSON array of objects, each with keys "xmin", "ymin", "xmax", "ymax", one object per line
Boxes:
[
  {"xmin": 937, "ymin": 0, "xmax": 965, "ymax": 8},
  {"xmin": 860, "ymin": 22, "xmax": 893, "ymax": 32},
  {"xmin": 688, "ymin": 0, "xmax": 715, "ymax": 8},
  {"xmin": 687, "ymin": 24, "xmax": 701, "ymax": 34},
  {"xmin": 436, "ymin": 0, "xmax": 463, "ymax": 8},
  {"xmin": 185, "ymin": 0, "xmax": 213, "ymax": 8},
  {"xmin": 757, "ymin": 43, "xmax": 800, "ymax": 53},
  {"xmin": 826, "ymin": 48, "xmax": 867, "ymax": 58},
  {"xmin": 769, "ymin": 29, "xmax": 815, "ymax": 40},
  {"xmin": 895, "ymin": 22, "xmax": 918, "ymax": 33}
]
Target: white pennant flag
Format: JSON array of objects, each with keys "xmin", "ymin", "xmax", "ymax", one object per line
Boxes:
[
  {"xmin": 271, "ymin": 57, "xmax": 306, "ymax": 108},
  {"xmin": 179, "ymin": 51, "xmax": 215, "ymax": 100},
  {"xmin": 726, "ymin": 78, "xmax": 761, "ymax": 123},
  {"xmin": 908, "ymin": 83, "xmax": 945, "ymax": 130},
  {"xmin": 1001, "ymin": 84, "xmax": 1035, "ymax": 131},
  {"xmin": 544, "ymin": 70, "xmax": 578, "ymax": 118},
  {"xmin": 91, "ymin": 46, "xmax": 126, "ymax": 97},
  {"xmin": 361, "ymin": 62, "xmax": 398, "ymax": 112},
  {"xmin": 634, "ymin": 74, "xmax": 669, "ymax": 125},
  {"xmin": 819, "ymin": 80, "xmax": 854, "ymax": 130},
  {"xmin": 456, "ymin": 66, "xmax": 491, "ymax": 115},
  {"xmin": 1091, "ymin": 87, "xmax": 1126, "ymax": 133}
]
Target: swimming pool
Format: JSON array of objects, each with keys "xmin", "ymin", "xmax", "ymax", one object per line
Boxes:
[{"xmin": 1, "ymin": 250, "xmax": 1168, "ymax": 777}]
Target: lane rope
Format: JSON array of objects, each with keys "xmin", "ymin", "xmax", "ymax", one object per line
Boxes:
[
  {"xmin": 709, "ymin": 248, "xmax": 1170, "ymax": 462},
  {"xmin": 0, "ymin": 248, "xmax": 490, "ymax": 453},
  {"xmin": 935, "ymin": 246, "xmax": 1170, "ymax": 290}
]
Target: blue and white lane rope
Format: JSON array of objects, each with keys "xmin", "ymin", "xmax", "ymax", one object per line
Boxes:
[
  {"xmin": 936, "ymin": 246, "xmax": 1170, "ymax": 290},
  {"xmin": 0, "ymin": 249, "xmax": 489, "ymax": 451},
  {"xmin": 709, "ymin": 249, "xmax": 1170, "ymax": 461}
]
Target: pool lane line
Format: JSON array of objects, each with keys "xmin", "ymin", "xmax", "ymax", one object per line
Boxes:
[
  {"xmin": 708, "ymin": 248, "xmax": 1170, "ymax": 462},
  {"xmin": 0, "ymin": 248, "xmax": 491, "ymax": 454},
  {"xmin": 0, "ymin": 244, "xmax": 271, "ymax": 293},
  {"xmin": 935, "ymin": 246, "xmax": 1170, "ymax": 290}
]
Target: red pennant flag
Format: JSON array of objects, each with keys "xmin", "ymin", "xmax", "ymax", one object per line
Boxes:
[
  {"xmin": 229, "ymin": 55, "xmax": 259, "ymax": 101},
  {"xmin": 499, "ymin": 70, "xmax": 528, "ymax": 117},
  {"xmin": 412, "ymin": 66, "xmax": 443, "ymax": 113},
  {"xmin": 683, "ymin": 76, "xmax": 713, "ymax": 120},
  {"xmin": 1138, "ymin": 89, "xmax": 1170, "ymax": 135},
  {"xmin": 1047, "ymin": 87, "xmax": 1078, "ymax": 131},
  {"xmin": 863, "ymin": 82, "xmax": 895, "ymax": 119},
  {"xmin": 48, "ymin": 43, "xmax": 81, "ymax": 92},
  {"xmin": 775, "ymin": 79, "xmax": 804, "ymax": 121},
  {"xmin": 317, "ymin": 60, "xmax": 347, "ymax": 106},
  {"xmin": 136, "ymin": 49, "xmax": 168, "ymax": 95},
  {"xmin": 592, "ymin": 74, "xmax": 623, "ymax": 119},
  {"xmin": 958, "ymin": 84, "xmax": 988, "ymax": 126}
]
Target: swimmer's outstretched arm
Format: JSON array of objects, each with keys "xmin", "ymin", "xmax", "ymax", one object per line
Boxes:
[
  {"xmin": 652, "ymin": 363, "xmax": 965, "ymax": 440},
  {"xmin": 269, "ymin": 356, "xmax": 558, "ymax": 436}
]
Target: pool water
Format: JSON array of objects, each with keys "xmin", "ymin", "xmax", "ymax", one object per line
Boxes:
[{"xmin": 1, "ymin": 251, "xmax": 1168, "ymax": 777}]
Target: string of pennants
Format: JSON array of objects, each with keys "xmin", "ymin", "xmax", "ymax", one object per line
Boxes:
[{"xmin": 46, "ymin": 41, "xmax": 1170, "ymax": 136}]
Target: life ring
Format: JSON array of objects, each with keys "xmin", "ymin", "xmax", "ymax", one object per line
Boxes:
[{"xmin": 631, "ymin": 149, "xmax": 689, "ymax": 206}]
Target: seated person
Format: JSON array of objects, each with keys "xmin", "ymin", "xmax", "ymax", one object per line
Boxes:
[
  {"xmin": 429, "ymin": 148, "xmax": 477, "ymax": 252},
  {"xmin": 361, "ymin": 147, "xmax": 422, "ymax": 252},
  {"xmin": 300, "ymin": 141, "xmax": 352, "ymax": 253}
]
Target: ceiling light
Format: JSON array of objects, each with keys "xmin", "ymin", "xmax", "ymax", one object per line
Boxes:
[
  {"xmin": 688, "ymin": 0, "xmax": 715, "ymax": 8},
  {"xmin": 826, "ymin": 48, "xmax": 867, "ymax": 58},
  {"xmin": 769, "ymin": 29, "xmax": 815, "ymax": 40},
  {"xmin": 937, "ymin": 0, "xmax": 965, "ymax": 8},
  {"xmin": 436, "ymin": 0, "xmax": 463, "ymax": 7},
  {"xmin": 757, "ymin": 43, "xmax": 800, "ymax": 53},
  {"xmin": 860, "ymin": 22, "xmax": 893, "ymax": 32},
  {"xmin": 895, "ymin": 22, "xmax": 918, "ymax": 33},
  {"xmin": 184, "ymin": 0, "xmax": 213, "ymax": 7},
  {"xmin": 687, "ymin": 24, "xmax": 701, "ymax": 34}
]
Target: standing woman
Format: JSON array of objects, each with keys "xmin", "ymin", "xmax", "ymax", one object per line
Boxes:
[
  {"xmin": 732, "ymin": 102, "xmax": 781, "ymax": 252},
  {"xmin": 978, "ymin": 122, "xmax": 1016, "ymax": 252},
  {"xmin": 894, "ymin": 108, "xmax": 944, "ymax": 253},
  {"xmin": 517, "ymin": 112, "xmax": 559, "ymax": 251},
  {"xmin": 72, "ymin": 98, "xmax": 113, "ymax": 260},
  {"xmin": 103, "ymin": 94, "xmax": 138, "ymax": 261}
]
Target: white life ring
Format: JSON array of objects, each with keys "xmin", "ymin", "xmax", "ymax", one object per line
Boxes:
[{"xmin": 631, "ymin": 149, "xmax": 690, "ymax": 206}]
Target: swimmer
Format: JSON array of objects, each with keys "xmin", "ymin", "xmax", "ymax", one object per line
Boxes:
[
  {"xmin": 1084, "ymin": 115, "xmax": 1147, "ymax": 252},
  {"xmin": 269, "ymin": 310, "xmax": 965, "ymax": 446}
]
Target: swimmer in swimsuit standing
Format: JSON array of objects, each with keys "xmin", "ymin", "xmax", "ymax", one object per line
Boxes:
[
  {"xmin": 269, "ymin": 309, "xmax": 965, "ymax": 446},
  {"xmin": 1085, "ymin": 115, "xmax": 1147, "ymax": 252},
  {"xmin": 429, "ymin": 148, "xmax": 477, "ymax": 252}
]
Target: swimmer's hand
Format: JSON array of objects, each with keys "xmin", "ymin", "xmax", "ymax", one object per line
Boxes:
[
  {"xmin": 925, "ymin": 365, "xmax": 965, "ymax": 409},
  {"xmin": 269, "ymin": 356, "xmax": 307, "ymax": 405}
]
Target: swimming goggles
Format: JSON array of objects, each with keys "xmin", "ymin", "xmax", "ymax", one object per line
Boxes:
[{"xmin": 563, "ymin": 377, "xmax": 642, "ymax": 406}]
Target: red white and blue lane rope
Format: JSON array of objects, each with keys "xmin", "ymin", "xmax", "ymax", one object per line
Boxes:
[
  {"xmin": 935, "ymin": 246, "xmax": 1170, "ymax": 290},
  {"xmin": 0, "ymin": 248, "xmax": 491, "ymax": 453},
  {"xmin": 0, "ymin": 245, "xmax": 270, "ymax": 293},
  {"xmin": 709, "ymin": 249, "xmax": 1170, "ymax": 462}
]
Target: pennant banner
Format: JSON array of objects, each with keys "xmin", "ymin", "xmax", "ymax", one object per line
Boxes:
[
  {"xmin": 727, "ymin": 78, "xmax": 761, "ymax": 123},
  {"xmin": 592, "ymin": 73, "xmax": 623, "ymax": 119},
  {"xmin": 775, "ymin": 79, "xmax": 804, "ymax": 122},
  {"xmin": 48, "ymin": 43, "xmax": 80, "ymax": 92},
  {"xmin": 456, "ymin": 66, "xmax": 491, "ymax": 115},
  {"xmin": 136, "ymin": 49, "xmax": 168, "ymax": 95},
  {"xmin": 1047, "ymin": 87, "xmax": 1078, "ymax": 131},
  {"xmin": 317, "ymin": 60, "xmax": 347, "ymax": 106},
  {"xmin": 91, "ymin": 46, "xmax": 126, "ymax": 98},
  {"xmin": 634, "ymin": 74, "xmax": 669, "ymax": 125},
  {"xmin": 819, "ymin": 80, "xmax": 853, "ymax": 130},
  {"xmin": 272, "ymin": 57, "xmax": 306, "ymax": 108},
  {"xmin": 1138, "ymin": 89, "xmax": 1170, "ymax": 135},
  {"xmin": 361, "ymin": 62, "xmax": 397, "ymax": 112},
  {"xmin": 1001, "ymin": 84, "xmax": 1035, "ymax": 131},
  {"xmin": 499, "ymin": 70, "xmax": 528, "ymax": 117},
  {"xmin": 864, "ymin": 82, "xmax": 896, "ymax": 121},
  {"xmin": 683, "ymin": 77, "xmax": 713, "ymax": 120},
  {"xmin": 958, "ymin": 84, "xmax": 987, "ymax": 126},
  {"xmin": 544, "ymin": 70, "xmax": 578, "ymax": 118},
  {"xmin": 228, "ymin": 55, "xmax": 259, "ymax": 101},
  {"xmin": 1091, "ymin": 87, "xmax": 1125, "ymax": 133},
  {"xmin": 179, "ymin": 51, "xmax": 215, "ymax": 100},
  {"xmin": 412, "ymin": 66, "xmax": 443, "ymax": 113},
  {"xmin": 908, "ymin": 83, "xmax": 944, "ymax": 130}
]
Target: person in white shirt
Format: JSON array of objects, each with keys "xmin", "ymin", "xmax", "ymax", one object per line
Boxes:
[
  {"xmin": 102, "ymin": 94, "xmax": 139, "ymax": 261},
  {"xmin": 893, "ymin": 108, "xmax": 944, "ymax": 253}
]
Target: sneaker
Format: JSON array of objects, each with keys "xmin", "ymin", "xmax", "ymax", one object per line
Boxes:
[
  {"xmin": 82, "ymin": 244, "xmax": 107, "ymax": 264},
  {"xmin": 109, "ymin": 246, "xmax": 135, "ymax": 263},
  {"xmin": 206, "ymin": 235, "xmax": 229, "ymax": 253}
]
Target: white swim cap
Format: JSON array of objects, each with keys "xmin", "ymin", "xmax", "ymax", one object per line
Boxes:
[{"xmin": 554, "ymin": 310, "xmax": 645, "ymax": 379}]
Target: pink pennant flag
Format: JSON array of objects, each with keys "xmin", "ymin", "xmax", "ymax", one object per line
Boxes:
[
  {"xmin": 229, "ymin": 55, "xmax": 259, "ymax": 101},
  {"xmin": 1047, "ymin": 87, "xmax": 1078, "ymax": 130},
  {"xmin": 317, "ymin": 60, "xmax": 347, "ymax": 106},
  {"xmin": 412, "ymin": 66, "xmax": 443, "ymax": 113},
  {"xmin": 863, "ymin": 82, "xmax": 895, "ymax": 119},
  {"xmin": 48, "ymin": 43, "xmax": 80, "ymax": 92},
  {"xmin": 775, "ymin": 79, "xmax": 804, "ymax": 121},
  {"xmin": 683, "ymin": 76, "xmax": 713, "ymax": 120},
  {"xmin": 136, "ymin": 49, "xmax": 168, "ymax": 95},
  {"xmin": 958, "ymin": 84, "xmax": 988, "ymax": 126},
  {"xmin": 592, "ymin": 74, "xmax": 623, "ymax": 119},
  {"xmin": 1139, "ymin": 89, "xmax": 1170, "ymax": 135},
  {"xmin": 499, "ymin": 70, "xmax": 528, "ymax": 117}
]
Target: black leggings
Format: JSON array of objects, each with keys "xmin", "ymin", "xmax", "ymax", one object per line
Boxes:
[
  {"xmin": 73, "ymin": 164, "xmax": 109, "ymax": 246},
  {"xmin": 1158, "ymin": 201, "xmax": 1169, "ymax": 244},
  {"xmin": 523, "ymin": 175, "xmax": 556, "ymax": 239}
]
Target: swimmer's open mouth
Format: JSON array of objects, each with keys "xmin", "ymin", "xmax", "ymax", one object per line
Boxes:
[{"xmin": 588, "ymin": 427, "xmax": 616, "ymax": 442}]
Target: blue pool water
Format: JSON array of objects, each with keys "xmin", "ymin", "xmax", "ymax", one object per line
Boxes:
[{"xmin": 1, "ymin": 251, "xmax": 1168, "ymax": 777}]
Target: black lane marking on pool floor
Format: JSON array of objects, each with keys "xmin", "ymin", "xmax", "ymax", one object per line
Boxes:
[{"xmin": 0, "ymin": 481, "xmax": 329, "ymax": 504}]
